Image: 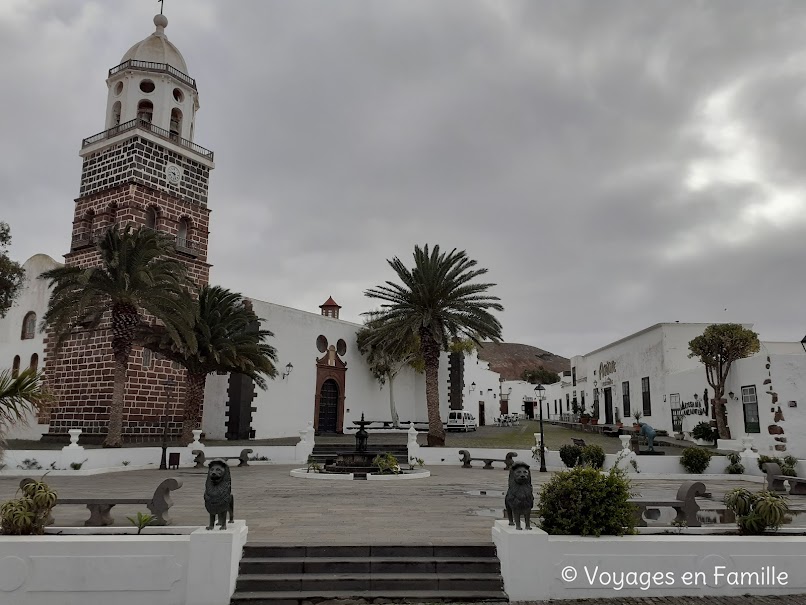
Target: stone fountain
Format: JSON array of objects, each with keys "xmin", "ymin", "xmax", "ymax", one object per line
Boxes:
[{"xmin": 324, "ymin": 414, "xmax": 380, "ymax": 478}]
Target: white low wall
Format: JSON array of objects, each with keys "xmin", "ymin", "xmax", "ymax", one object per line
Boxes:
[
  {"xmin": 0, "ymin": 521, "xmax": 248, "ymax": 605},
  {"xmin": 492, "ymin": 519, "xmax": 806, "ymax": 601},
  {"xmin": 1, "ymin": 444, "xmax": 304, "ymax": 475},
  {"xmin": 412, "ymin": 446, "xmax": 805, "ymax": 477}
]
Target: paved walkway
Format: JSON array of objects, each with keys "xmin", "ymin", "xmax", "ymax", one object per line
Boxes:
[{"xmin": 0, "ymin": 464, "xmax": 785, "ymax": 544}]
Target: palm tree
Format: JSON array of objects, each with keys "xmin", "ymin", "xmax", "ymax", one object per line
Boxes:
[
  {"xmin": 364, "ymin": 245, "xmax": 503, "ymax": 446},
  {"xmin": 41, "ymin": 226, "xmax": 196, "ymax": 447},
  {"xmin": 141, "ymin": 285, "xmax": 278, "ymax": 444},
  {"xmin": 0, "ymin": 367, "xmax": 50, "ymax": 459}
]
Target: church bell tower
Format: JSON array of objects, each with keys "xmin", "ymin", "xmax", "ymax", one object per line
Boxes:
[{"xmin": 43, "ymin": 13, "xmax": 214, "ymax": 443}]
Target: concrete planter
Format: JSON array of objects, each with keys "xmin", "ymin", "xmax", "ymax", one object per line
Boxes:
[
  {"xmin": 492, "ymin": 520, "xmax": 806, "ymax": 601},
  {"xmin": 0, "ymin": 521, "xmax": 247, "ymax": 605}
]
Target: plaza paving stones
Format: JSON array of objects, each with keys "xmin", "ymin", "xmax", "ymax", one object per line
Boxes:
[{"xmin": 2, "ymin": 463, "xmax": 801, "ymax": 542}]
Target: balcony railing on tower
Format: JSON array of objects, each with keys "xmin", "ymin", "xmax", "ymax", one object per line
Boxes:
[
  {"xmin": 108, "ymin": 60, "xmax": 196, "ymax": 90},
  {"xmin": 82, "ymin": 118, "xmax": 214, "ymax": 161}
]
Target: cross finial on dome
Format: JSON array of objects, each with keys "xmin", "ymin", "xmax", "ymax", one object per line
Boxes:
[
  {"xmin": 154, "ymin": 0, "xmax": 168, "ymax": 34},
  {"xmin": 154, "ymin": 13, "xmax": 168, "ymax": 34}
]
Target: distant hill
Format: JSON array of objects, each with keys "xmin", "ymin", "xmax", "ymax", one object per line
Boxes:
[{"xmin": 476, "ymin": 342, "xmax": 569, "ymax": 381}]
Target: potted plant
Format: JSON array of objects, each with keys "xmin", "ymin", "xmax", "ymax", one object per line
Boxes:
[
  {"xmin": 579, "ymin": 412, "xmax": 590, "ymax": 425},
  {"xmin": 632, "ymin": 410, "xmax": 642, "ymax": 429},
  {"xmin": 590, "ymin": 402, "xmax": 599, "ymax": 425}
]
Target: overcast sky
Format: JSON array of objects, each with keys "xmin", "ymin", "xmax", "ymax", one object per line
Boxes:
[{"xmin": 2, "ymin": 0, "xmax": 805, "ymax": 358}]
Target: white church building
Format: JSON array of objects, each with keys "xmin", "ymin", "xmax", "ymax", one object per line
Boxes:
[{"xmin": 534, "ymin": 322, "xmax": 806, "ymax": 459}]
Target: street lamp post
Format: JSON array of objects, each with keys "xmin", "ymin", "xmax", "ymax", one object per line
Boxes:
[
  {"xmin": 535, "ymin": 384, "xmax": 547, "ymax": 472},
  {"xmin": 160, "ymin": 377, "xmax": 177, "ymax": 470}
]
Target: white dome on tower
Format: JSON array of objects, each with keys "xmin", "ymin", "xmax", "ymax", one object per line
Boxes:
[{"xmin": 120, "ymin": 14, "xmax": 189, "ymax": 73}]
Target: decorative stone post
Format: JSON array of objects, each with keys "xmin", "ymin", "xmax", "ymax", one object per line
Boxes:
[
  {"xmin": 189, "ymin": 429, "xmax": 204, "ymax": 449},
  {"xmin": 619, "ymin": 434, "xmax": 638, "ymax": 472},
  {"xmin": 407, "ymin": 423, "xmax": 421, "ymax": 464},
  {"xmin": 739, "ymin": 434, "xmax": 759, "ymax": 476},
  {"xmin": 295, "ymin": 421, "xmax": 315, "ymax": 463},
  {"xmin": 66, "ymin": 429, "xmax": 84, "ymax": 449}
]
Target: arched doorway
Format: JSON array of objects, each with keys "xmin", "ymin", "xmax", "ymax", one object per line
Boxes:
[
  {"xmin": 313, "ymin": 344, "xmax": 347, "ymax": 434},
  {"xmin": 318, "ymin": 379, "xmax": 339, "ymax": 433}
]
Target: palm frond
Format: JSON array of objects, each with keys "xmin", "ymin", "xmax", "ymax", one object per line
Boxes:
[{"xmin": 0, "ymin": 368, "xmax": 50, "ymax": 432}]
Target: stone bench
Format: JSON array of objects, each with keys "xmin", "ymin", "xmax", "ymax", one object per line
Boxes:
[
  {"xmin": 459, "ymin": 449, "xmax": 517, "ymax": 470},
  {"xmin": 22, "ymin": 477, "xmax": 182, "ymax": 527},
  {"xmin": 193, "ymin": 448, "xmax": 253, "ymax": 469},
  {"xmin": 762, "ymin": 462, "xmax": 806, "ymax": 495},
  {"xmin": 628, "ymin": 480, "xmax": 706, "ymax": 527}
]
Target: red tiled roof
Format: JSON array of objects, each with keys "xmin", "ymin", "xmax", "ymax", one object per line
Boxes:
[{"xmin": 320, "ymin": 296, "xmax": 341, "ymax": 308}]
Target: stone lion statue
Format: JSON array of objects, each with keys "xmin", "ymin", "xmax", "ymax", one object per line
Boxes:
[
  {"xmin": 204, "ymin": 459, "xmax": 234, "ymax": 530},
  {"xmin": 505, "ymin": 461, "xmax": 534, "ymax": 530}
]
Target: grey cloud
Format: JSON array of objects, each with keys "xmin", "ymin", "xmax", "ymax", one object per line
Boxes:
[{"xmin": 2, "ymin": 0, "xmax": 805, "ymax": 359}]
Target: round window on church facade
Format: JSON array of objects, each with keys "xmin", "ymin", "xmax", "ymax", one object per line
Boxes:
[
  {"xmin": 173, "ymin": 88, "xmax": 184, "ymax": 103},
  {"xmin": 114, "ymin": 81, "xmax": 123, "ymax": 96},
  {"xmin": 139, "ymin": 79, "xmax": 155, "ymax": 93}
]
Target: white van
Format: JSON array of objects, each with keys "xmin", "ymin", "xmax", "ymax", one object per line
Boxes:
[{"xmin": 446, "ymin": 411, "xmax": 477, "ymax": 432}]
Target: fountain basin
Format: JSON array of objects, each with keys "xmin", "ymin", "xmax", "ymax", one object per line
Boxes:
[{"xmin": 290, "ymin": 468, "xmax": 430, "ymax": 481}]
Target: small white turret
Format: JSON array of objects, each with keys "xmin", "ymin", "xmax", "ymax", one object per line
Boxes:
[{"xmin": 104, "ymin": 14, "xmax": 199, "ymax": 141}]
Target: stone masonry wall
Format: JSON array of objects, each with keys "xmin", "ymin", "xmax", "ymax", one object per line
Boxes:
[{"xmin": 44, "ymin": 150, "xmax": 211, "ymax": 442}]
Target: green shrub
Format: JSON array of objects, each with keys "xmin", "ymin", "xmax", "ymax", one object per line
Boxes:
[
  {"xmin": 725, "ymin": 452, "xmax": 744, "ymax": 475},
  {"xmin": 580, "ymin": 444, "xmax": 606, "ymax": 469},
  {"xmin": 692, "ymin": 421, "xmax": 717, "ymax": 443},
  {"xmin": 724, "ymin": 488, "xmax": 790, "ymax": 534},
  {"xmin": 372, "ymin": 452, "xmax": 400, "ymax": 474},
  {"xmin": 757, "ymin": 455, "xmax": 798, "ymax": 477},
  {"xmin": 559, "ymin": 444, "xmax": 582, "ymax": 468},
  {"xmin": 782, "ymin": 456, "xmax": 799, "ymax": 477},
  {"xmin": 536, "ymin": 466, "xmax": 635, "ymax": 536},
  {"xmin": 680, "ymin": 447, "xmax": 712, "ymax": 474}
]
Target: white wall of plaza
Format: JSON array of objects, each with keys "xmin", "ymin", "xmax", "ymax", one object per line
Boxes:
[{"xmin": 460, "ymin": 351, "xmax": 506, "ymax": 426}]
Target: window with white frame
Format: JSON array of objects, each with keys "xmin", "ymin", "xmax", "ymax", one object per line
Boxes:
[{"xmin": 741, "ymin": 385, "xmax": 760, "ymax": 433}]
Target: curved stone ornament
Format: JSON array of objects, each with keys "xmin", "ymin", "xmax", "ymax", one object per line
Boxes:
[{"xmin": 0, "ymin": 556, "xmax": 28, "ymax": 592}]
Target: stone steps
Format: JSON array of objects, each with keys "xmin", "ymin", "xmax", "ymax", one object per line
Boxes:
[
  {"xmin": 230, "ymin": 544, "xmax": 507, "ymax": 604},
  {"xmin": 231, "ymin": 589, "xmax": 508, "ymax": 604}
]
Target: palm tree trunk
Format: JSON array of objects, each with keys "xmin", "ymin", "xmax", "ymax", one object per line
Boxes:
[
  {"xmin": 181, "ymin": 372, "xmax": 206, "ymax": 445},
  {"xmin": 388, "ymin": 374, "xmax": 399, "ymax": 428},
  {"xmin": 105, "ymin": 304, "xmax": 138, "ymax": 447},
  {"xmin": 420, "ymin": 329, "xmax": 445, "ymax": 447}
]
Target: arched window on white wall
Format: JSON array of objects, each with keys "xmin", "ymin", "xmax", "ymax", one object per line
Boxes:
[
  {"xmin": 21, "ymin": 312, "xmax": 36, "ymax": 340},
  {"xmin": 12, "ymin": 355, "xmax": 20, "ymax": 378},
  {"xmin": 29, "ymin": 353, "xmax": 38, "ymax": 371},
  {"xmin": 111, "ymin": 101, "xmax": 121, "ymax": 127},
  {"xmin": 170, "ymin": 108, "xmax": 182, "ymax": 140},
  {"xmin": 137, "ymin": 100, "xmax": 153, "ymax": 124}
]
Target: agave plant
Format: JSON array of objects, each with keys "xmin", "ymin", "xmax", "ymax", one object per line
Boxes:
[
  {"xmin": 724, "ymin": 488, "xmax": 790, "ymax": 534},
  {"xmin": 0, "ymin": 478, "xmax": 58, "ymax": 535}
]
